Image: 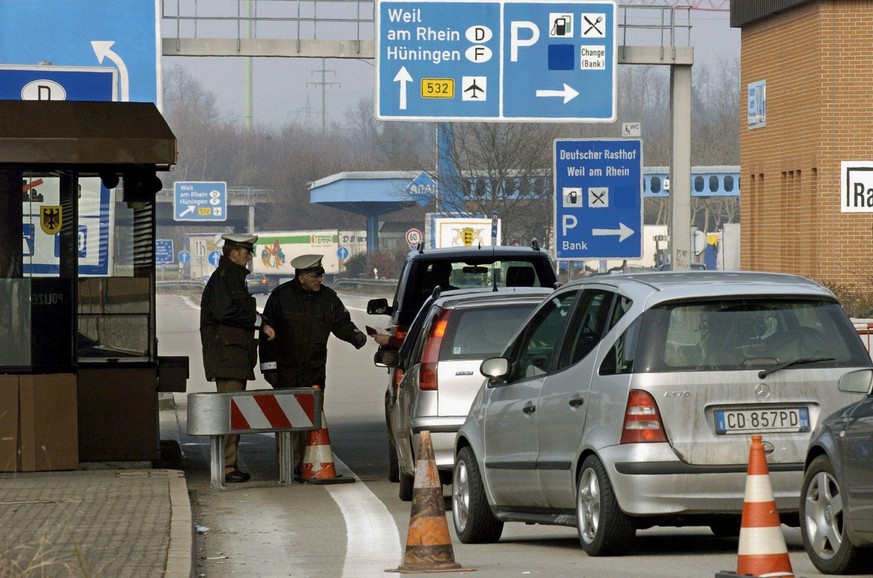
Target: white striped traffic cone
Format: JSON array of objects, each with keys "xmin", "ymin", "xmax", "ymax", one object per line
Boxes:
[
  {"xmin": 300, "ymin": 410, "xmax": 354, "ymax": 485},
  {"xmin": 734, "ymin": 434, "xmax": 794, "ymax": 577}
]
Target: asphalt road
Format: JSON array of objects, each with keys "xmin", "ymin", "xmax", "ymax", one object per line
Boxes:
[{"xmin": 157, "ymin": 292, "xmax": 862, "ymax": 578}]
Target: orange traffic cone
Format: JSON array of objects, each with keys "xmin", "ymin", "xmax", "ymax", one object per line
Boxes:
[
  {"xmin": 300, "ymin": 410, "xmax": 354, "ymax": 485},
  {"xmin": 389, "ymin": 431, "xmax": 466, "ymax": 574},
  {"xmin": 730, "ymin": 434, "xmax": 794, "ymax": 577}
]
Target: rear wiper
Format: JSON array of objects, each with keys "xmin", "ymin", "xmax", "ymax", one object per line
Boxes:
[{"xmin": 758, "ymin": 357, "xmax": 835, "ymax": 379}]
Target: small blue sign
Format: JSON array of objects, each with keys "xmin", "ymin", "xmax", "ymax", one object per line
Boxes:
[
  {"xmin": 377, "ymin": 0, "xmax": 616, "ymax": 121},
  {"xmin": 156, "ymin": 239, "xmax": 174, "ymax": 265},
  {"xmin": 0, "ymin": 66, "xmax": 117, "ymax": 101},
  {"xmin": 554, "ymin": 138, "xmax": 643, "ymax": 260},
  {"xmin": 208, "ymin": 250, "xmax": 222, "ymax": 267},
  {"xmin": 337, "ymin": 246, "xmax": 350, "ymax": 260},
  {"xmin": 178, "ymin": 250, "xmax": 191, "ymax": 264},
  {"xmin": 173, "ymin": 181, "xmax": 227, "ymax": 222}
]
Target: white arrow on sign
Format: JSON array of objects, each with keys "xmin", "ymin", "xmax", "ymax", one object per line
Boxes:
[
  {"xmin": 91, "ymin": 40, "xmax": 129, "ymax": 101},
  {"xmin": 535, "ymin": 83, "xmax": 579, "ymax": 104},
  {"xmin": 394, "ymin": 66, "xmax": 413, "ymax": 111},
  {"xmin": 178, "ymin": 205, "xmax": 195, "ymax": 218},
  {"xmin": 592, "ymin": 222, "xmax": 634, "ymax": 242}
]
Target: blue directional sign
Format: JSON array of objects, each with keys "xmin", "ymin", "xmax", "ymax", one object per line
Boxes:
[
  {"xmin": 0, "ymin": 66, "xmax": 117, "ymax": 101},
  {"xmin": 208, "ymin": 251, "xmax": 222, "ymax": 268},
  {"xmin": 178, "ymin": 250, "xmax": 191, "ymax": 264},
  {"xmin": 156, "ymin": 239, "xmax": 174, "ymax": 265},
  {"xmin": 554, "ymin": 139, "xmax": 643, "ymax": 260},
  {"xmin": 377, "ymin": 0, "xmax": 616, "ymax": 121},
  {"xmin": 0, "ymin": 0, "xmax": 160, "ymax": 104},
  {"xmin": 337, "ymin": 246, "xmax": 350, "ymax": 260},
  {"xmin": 173, "ymin": 182, "xmax": 227, "ymax": 222}
]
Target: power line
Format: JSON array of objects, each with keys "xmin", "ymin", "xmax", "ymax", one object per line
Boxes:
[{"xmin": 307, "ymin": 59, "xmax": 341, "ymax": 133}]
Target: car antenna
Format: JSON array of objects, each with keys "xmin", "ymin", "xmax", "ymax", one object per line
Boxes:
[
  {"xmin": 491, "ymin": 237, "xmax": 498, "ymax": 292},
  {"xmin": 531, "ymin": 238, "xmax": 539, "ymax": 251},
  {"xmin": 417, "ymin": 241, "xmax": 424, "ymax": 254}
]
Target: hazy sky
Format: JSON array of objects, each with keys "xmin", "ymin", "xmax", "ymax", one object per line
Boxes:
[{"xmin": 162, "ymin": 7, "xmax": 739, "ymax": 129}]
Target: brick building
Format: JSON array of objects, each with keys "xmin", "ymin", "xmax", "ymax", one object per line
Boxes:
[{"xmin": 731, "ymin": 1, "xmax": 873, "ymax": 290}]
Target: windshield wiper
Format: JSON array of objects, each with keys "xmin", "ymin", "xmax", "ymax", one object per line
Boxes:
[{"xmin": 758, "ymin": 357, "xmax": 835, "ymax": 379}]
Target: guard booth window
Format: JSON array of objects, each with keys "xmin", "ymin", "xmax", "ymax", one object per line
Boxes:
[{"xmin": 2, "ymin": 170, "xmax": 155, "ymax": 368}]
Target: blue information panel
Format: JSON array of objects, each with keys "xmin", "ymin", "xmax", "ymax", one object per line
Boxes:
[
  {"xmin": 0, "ymin": 0, "xmax": 160, "ymax": 104},
  {"xmin": 156, "ymin": 239, "xmax": 174, "ymax": 265},
  {"xmin": 554, "ymin": 139, "xmax": 643, "ymax": 260},
  {"xmin": 376, "ymin": 0, "xmax": 615, "ymax": 121},
  {"xmin": 173, "ymin": 181, "xmax": 227, "ymax": 222}
]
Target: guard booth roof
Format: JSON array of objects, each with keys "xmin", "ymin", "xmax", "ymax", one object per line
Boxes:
[{"xmin": 0, "ymin": 100, "xmax": 176, "ymax": 170}]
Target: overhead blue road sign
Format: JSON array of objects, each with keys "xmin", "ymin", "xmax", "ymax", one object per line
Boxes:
[
  {"xmin": 554, "ymin": 139, "xmax": 643, "ymax": 260},
  {"xmin": 0, "ymin": 66, "xmax": 117, "ymax": 101},
  {"xmin": 174, "ymin": 182, "xmax": 227, "ymax": 222},
  {"xmin": 376, "ymin": 0, "xmax": 616, "ymax": 121},
  {"xmin": 156, "ymin": 239, "xmax": 174, "ymax": 265},
  {"xmin": 0, "ymin": 0, "xmax": 161, "ymax": 105}
]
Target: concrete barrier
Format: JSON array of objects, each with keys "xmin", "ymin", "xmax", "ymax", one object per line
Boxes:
[{"xmin": 187, "ymin": 388, "xmax": 322, "ymax": 489}]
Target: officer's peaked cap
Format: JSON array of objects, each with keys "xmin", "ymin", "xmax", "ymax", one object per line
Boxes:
[
  {"xmin": 291, "ymin": 254, "xmax": 323, "ymax": 270},
  {"xmin": 221, "ymin": 233, "xmax": 258, "ymax": 251}
]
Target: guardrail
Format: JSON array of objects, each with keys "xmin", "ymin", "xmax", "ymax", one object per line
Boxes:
[
  {"xmin": 332, "ymin": 278, "xmax": 396, "ymax": 295},
  {"xmin": 187, "ymin": 388, "xmax": 323, "ymax": 489}
]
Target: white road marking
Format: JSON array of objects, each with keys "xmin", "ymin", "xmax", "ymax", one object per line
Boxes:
[{"xmin": 330, "ymin": 458, "xmax": 402, "ymax": 577}]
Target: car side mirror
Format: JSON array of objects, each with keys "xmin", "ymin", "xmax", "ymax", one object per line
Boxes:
[
  {"xmin": 367, "ymin": 298, "xmax": 390, "ymax": 316},
  {"xmin": 480, "ymin": 357, "xmax": 509, "ymax": 385},
  {"xmin": 374, "ymin": 348, "xmax": 400, "ymax": 369},
  {"xmin": 838, "ymin": 369, "xmax": 873, "ymax": 394}
]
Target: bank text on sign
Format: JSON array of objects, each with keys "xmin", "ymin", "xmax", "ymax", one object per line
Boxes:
[{"xmin": 376, "ymin": 0, "xmax": 616, "ymax": 121}]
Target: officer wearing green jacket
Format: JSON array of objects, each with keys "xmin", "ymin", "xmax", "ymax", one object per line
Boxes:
[
  {"xmin": 200, "ymin": 233, "xmax": 276, "ymax": 484},
  {"xmin": 259, "ymin": 254, "xmax": 367, "ymax": 473}
]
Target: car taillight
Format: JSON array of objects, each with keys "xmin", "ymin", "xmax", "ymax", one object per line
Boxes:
[
  {"xmin": 392, "ymin": 367, "xmax": 404, "ymax": 395},
  {"xmin": 419, "ymin": 309, "xmax": 452, "ymax": 391},
  {"xmin": 620, "ymin": 390, "xmax": 668, "ymax": 444}
]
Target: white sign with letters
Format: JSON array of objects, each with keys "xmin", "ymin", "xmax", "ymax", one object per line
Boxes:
[{"xmin": 841, "ymin": 161, "xmax": 873, "ymax": 212}]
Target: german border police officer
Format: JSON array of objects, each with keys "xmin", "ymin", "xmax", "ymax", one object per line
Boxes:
[
  {"xmin": 259, "ymin": 254, "xmax": 367, "ymax": 474},
  {"xmin": 200, "ymin": 233, "xmax": 276, "ymax": 484}
]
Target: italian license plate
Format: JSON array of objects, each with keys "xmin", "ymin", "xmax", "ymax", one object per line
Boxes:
[{"xmin": 715, "ymin": 407, "xmax": 810, "ymax": 435}]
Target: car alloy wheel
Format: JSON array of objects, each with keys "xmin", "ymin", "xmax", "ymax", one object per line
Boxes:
[
  {"xmin": 452, "ymin": 447, "xmax": 502, "ymax": 543},
  {"xmin": 801, "ymin": 455, "xmax": 865, "ymax": 574},
  {"xmin": 576, "ymin": 455, "xmax": 635, "ymax": 556}
]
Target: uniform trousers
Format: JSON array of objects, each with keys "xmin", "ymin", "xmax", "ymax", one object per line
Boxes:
[{"xmin": 215, "ymin": 378, "xmax": 247, "ymax": 473}]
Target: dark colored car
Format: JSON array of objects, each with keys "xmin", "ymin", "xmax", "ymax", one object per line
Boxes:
[
  {"xmin": 367, "ymin": 241, "xmax": 558, "ymax": 481},
  {"xmin": 800, "ymin": 372, "xmax": 873, "ymax": 575},
  {"xmin": 246, "ymin": 272, "xmax": 271, "ymax": 294}
]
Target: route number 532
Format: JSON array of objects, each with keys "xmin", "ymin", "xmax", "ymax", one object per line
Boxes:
[{"xmin": 421, "ymin": 78, "xmax": 454, "ymax": 99}]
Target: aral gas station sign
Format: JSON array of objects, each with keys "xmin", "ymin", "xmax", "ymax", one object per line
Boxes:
[{"xmin": 376, "ymin": 0, "xmax": 616, "ymax": 121}]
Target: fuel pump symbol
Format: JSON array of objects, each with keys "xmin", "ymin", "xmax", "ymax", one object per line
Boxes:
[
  {"xmin": 549, "ymin": 14, "xmax": 572, "ymax": 37},
  {"xmin": 563, "ymin": 187, "xmax": 583, "ymax": 207}
]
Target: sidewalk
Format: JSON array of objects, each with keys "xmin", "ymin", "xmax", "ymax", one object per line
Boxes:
[{"xmin": 0, "ymin": 397, "xmax": 193, "ymax": 577}]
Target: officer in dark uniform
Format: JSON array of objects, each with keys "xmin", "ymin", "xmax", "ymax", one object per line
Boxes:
[
  {"xmin": 200, "ymin": 233, "xmax": 276, "ymax": 484},
  {"xmin": 259, "ymin": 254, "xmax": 367, "ymax": 473}
]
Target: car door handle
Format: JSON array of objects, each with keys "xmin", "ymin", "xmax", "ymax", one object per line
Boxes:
[
  {"xmin": 522, "ymin": 402, "xmax": 536, "ymax": 414},
  {"xmin": 569, "ymin": 396, "xmax": 584, "ymax": 407}
]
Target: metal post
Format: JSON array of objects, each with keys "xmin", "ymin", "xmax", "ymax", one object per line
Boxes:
[
  {"xmin": 669, "ymin": 63, "xmax": 692, "ymax": 271},
  {"xmin": 277, "ymin": 431, "xmax": 294, "ymax": 485},
  {"xmin": 210, "ymin": 435, "xmax": 226, "ymax": 490}
]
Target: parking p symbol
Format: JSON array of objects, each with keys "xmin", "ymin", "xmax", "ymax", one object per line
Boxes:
[
  {"xmin": 510, "ymin": 21, "xmax": 539, "ymax": 62},
  {"xmin": 562, "ymin": 214, "xmax": 578, "ymax": 236}
]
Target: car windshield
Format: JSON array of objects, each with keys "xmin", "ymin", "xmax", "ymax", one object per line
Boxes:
[
  {"xmin": 633, "ymin": 298, "xmax": 872, "ymax": 372},
  {"xmin": 439, "ymin": 304, "xmax": 537, "ymax": 360}
]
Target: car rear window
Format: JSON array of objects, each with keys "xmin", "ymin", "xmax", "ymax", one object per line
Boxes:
[
  {"xmin": 408, "ymin": 260, "xmax": 548, "ymax": 303},
  {"xmin": 439, "ymin": 303, "xmax": 537, "ymax": 360},
  {"xmin": 633, "ymin": 298, "xmax": 872, "ymax": 372}
]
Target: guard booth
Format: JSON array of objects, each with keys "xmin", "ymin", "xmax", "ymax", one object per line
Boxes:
[{"xmin": 0, "ymin": 100, "xmax": 183, "ymax": 471}]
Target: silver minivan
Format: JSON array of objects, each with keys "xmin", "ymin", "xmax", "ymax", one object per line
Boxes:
[
  {"xmin": 386, "ymin": 287, "xmax": 551, "ymax": 500},
  {"xmin": 453, "ymin": 271, "xmax": 873, "ymax": 556}
]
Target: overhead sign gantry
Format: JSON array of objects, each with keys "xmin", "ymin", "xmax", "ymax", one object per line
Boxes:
[{"xmin": 376, "ymin": 0, "xmax": 616, "ymax": 121}]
